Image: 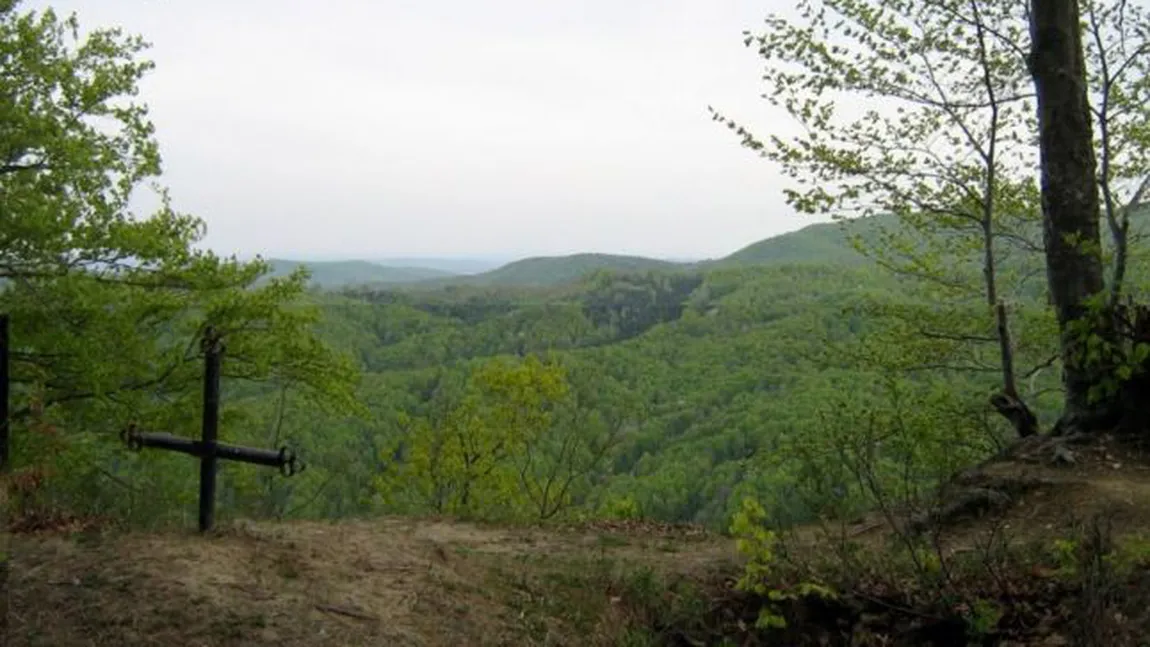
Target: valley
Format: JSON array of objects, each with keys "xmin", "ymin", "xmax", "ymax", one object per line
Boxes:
[{"xmin": 7, "ymin": 0, "xmax": 1150, "ymax": 642}]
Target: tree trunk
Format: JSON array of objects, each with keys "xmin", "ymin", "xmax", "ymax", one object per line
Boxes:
[
  {"xmin": 1028, "ymin": 0, "xmax": 1111, "ymax": 432},
  {"xmin": 992, "ymin": 301, "xmax": 1038, "ymax": 437}
]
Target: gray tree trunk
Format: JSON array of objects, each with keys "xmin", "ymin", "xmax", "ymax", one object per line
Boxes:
[{"xmin": 1028, "ymin": 0, "xmax": 1112, "ymax": 432}]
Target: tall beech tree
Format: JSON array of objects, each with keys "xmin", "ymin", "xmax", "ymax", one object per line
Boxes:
[
  {"xmin": 1027, "ymin": 0, "xmax": 1150, "ymax": 433},
  {"xmin": 710, "ymin": 0, "xmax": 1049, "ymax": 437},
  {"xmin": 715, "ymin": 0, "xmax": 1150, "ymax": 436},
  {"xmin": 1027, "ymin": 0, "xmax": 1108, "ymax": 431}
]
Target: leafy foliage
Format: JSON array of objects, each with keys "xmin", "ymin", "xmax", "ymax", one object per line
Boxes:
[
  {"xmin": 5, "ymin": 0, "xmax": 1146, "ymax": 581},
  {"xmin": 375, "ymin": 356, "xmax": 570, "ymax": 519},
  {"xmin": 0, "ymin": 2, "xmax": 357, "ymax": 526}
]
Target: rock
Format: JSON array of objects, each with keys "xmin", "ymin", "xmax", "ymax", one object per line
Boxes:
[{"xmin": 1052, "ymin": 445, "xmax": 1077, "ymax": 466}]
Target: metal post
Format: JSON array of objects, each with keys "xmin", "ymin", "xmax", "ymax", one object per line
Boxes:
[
  {"xmin": 198, "ymin": 328, "xmax": 222, "ymax": 533},
  {"xmin": 119, "ymin": 324, "xmax": 304, "ymax": 534}
]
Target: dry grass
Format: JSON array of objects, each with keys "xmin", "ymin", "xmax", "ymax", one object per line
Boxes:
[{"xmin": 6, "ymin": 515, "xmax": 736, "ymax": 647}]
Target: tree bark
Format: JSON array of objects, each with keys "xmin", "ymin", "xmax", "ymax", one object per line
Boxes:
[
  {"xmin": 1028, "ymin": 0, "xmax": 1111, "ymax": 432},
  {"xmin": 992, "ymin": 301, "xmax": 1038, "ymax": 437}
]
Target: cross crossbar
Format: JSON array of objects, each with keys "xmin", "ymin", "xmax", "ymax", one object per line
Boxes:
[
  {"xmin": 121, "ymin": 326, "xmax": 305, "ymax": 532},
  {"xmin": 122, "ymin": 429, "xmax": 302, "ymax": 473}
]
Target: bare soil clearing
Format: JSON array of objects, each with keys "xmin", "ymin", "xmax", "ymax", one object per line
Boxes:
[
  {"xmin": 11, "ymin": 434, "xmax": 1150, "ymax": 646},
  {"xmin": 7, "ymin": 516, "xmax": 736, "ymax": 647}
]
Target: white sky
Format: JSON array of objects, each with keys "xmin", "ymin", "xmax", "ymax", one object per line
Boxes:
[{"xmin": 30, "ymin": 0, "xmax": 809, "ymax": 261}]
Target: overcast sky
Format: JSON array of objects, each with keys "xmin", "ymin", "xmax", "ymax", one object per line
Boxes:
[{"xmin": 31, "ymin": 0, "xmax": 809, "ymax": 261}]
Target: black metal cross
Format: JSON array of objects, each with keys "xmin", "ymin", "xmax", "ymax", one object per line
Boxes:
[{"xmin": 122, "ymin": 327, "xmax": 304, "ymax": 532}]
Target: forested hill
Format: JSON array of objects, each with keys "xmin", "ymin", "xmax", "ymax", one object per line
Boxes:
[
  {"xmin": 219, "ymin": 199, "xmax": 1148, "ymax": 531},
  {"xmin": 13, "ymin": 0, "xmax": 1150, "ymax": 641},
  {"xmin": 193, "ymin": 247, "xmax": 1074, "ymax": 531},
  {"xmin": 715, "ymin": 217, "xmax": 882, "ymax": 267},
  {"xmin": 261, "ymin": 258, "xmax": 459, "ymax": 287},
  {"xmin": 373, "ymin": 257, "xmax": 504, "ymax": 275},
  {"xmin": 422, "ymin": 253, "xmax": 688, "ymax": 287},
  {"xmin": 264, "ymin": 217, "xmax": 877, "ymax": 291}
]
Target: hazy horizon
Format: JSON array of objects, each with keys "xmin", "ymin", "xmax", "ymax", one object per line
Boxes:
[
  {"xmin": 28, "ymin": 0, "xmax": 818, "ymax": 260},
  {"xmin": 258, "ymin": 250, "xmax": 709, "ymax": 267}
]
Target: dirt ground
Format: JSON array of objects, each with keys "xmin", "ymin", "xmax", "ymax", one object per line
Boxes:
[
  {"xmin": 6, "ymin": 516, "xmax": 737, "ymax": 647},
  {"xmin": 792, "ymin": 433, "xmax": 1150, "ymax": 551},
  {"xmin": 11, "ymin": 434, "xmax": 1150, "ymax": 646}
]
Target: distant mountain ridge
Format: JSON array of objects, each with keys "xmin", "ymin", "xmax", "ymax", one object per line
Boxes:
[
  {"xmin": 715, "ymin": 219, "xmax": 874, "ymax": 267},
  {"xmin": 421, "ymin": 253, "xmax": 687, "ymax": 288},
  {"xmin": 372, "ymin": 258, "xmax": 506, "ymax": 275},
  {"xmin": 262, "ymin": 259, "xmax": 458, "ymax": 288},
  {"xmin": 265, "ymin": 219, "xmax": 875, "ymax": 290}
]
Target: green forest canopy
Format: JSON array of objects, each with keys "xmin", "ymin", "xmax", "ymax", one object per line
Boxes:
[
  {"xmin": 6, "ymin": 0, "xmax": 1150, "ymax": 540},
  {"xmin": 26, "ymin": 210, "xmax": 1141, "ymax": 529}
]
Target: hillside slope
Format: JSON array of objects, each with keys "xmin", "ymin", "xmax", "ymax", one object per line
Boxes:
[
  {"xmin": 263, "ymin": 208, "xmax": 1146, "ymax": 291},
  {"xmin": 402, "ymin": 219, "xmax": 880, "ymax": 289},
  {"xmin": 715, "ymin": 217, "xmax": 889, "ymax": 267},
  {"xmin": 419, "ymin": 253, "xmax": 687, "ymax": 288},
  {"xmin": 373, "ymin": 258, "xmax": 505, "ymax": 275},
  {"xmin": 265, "ymin": 216, "xmax": 890, "ymax": 291},
  {"xmin": 719, "ymin": 207, "xmax": 1150, "ymax": 270}
]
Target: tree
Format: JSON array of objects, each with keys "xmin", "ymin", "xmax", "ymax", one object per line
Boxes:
[
  {"xmin": 0, "ymin": 2, "xmax": 359, "ymax": 523},
  {"xmin": 1027, "ymin": 0, "xmax": 1108, "ymax": 431},
  {"xmin": 375, "ymin": 356, "xmax": 570, "ymax": 519},
  {"xmin": 1083, "ymin": 0, "xmax": 1150, "ymax": 307},
  {"xmin": 710, "ymin": 0, "xmax": 1051, "ymax": 437},
  {"xmin": 1025, "ymin": 0, "xmax": 1150, "ymax": 433},
  {"xmin": 512, "ymin": 361, "xmax": 632, "ymax": 519},
  {"xmin": 713, "ymin": 0, "xmax": 1150, "ymax": 436}
]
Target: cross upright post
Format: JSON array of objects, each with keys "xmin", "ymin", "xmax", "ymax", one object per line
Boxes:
[
  {"xmin": 198, "ymin": 327, "xmax": 222, "ymax": 533},
  {"xmin": 122, "ymin": 326, "xmax": 305, "ymax": 533}
]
